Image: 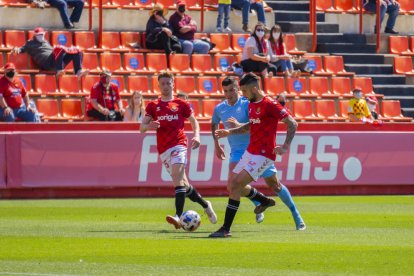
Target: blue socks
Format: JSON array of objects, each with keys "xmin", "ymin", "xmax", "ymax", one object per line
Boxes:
[
  {"xmin": 277, "ymin": 184, "xmax": 299, "ymax": 215},
  {"xmin": 250, "ymin": 199, "xmax": 260, "ymax": 206}
]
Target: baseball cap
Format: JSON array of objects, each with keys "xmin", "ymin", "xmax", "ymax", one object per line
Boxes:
[
  {"xmin": 33, "ymin": 27, "xmax": 45, "ymax": 35},
  {"xmin": 100, "ymin": 70, "xmax": 112, "ymax": 77},
  {"xmin": 176, "ymin": 0, "xmax": 186, "ymax": 6},
  {"xmin": 4, "ymin": 62, "xmax": 16, "ymax": 71}
]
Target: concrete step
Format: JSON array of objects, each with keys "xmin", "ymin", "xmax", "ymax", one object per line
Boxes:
[
  {"xmin": 345, "ymin": 64, "xmax": 394, "ymax": 75},
  {"xmin": 266, "ymin": 0, "xmax": 310, "ymax": 11},
  {"xmin": 317, "ymin": 33, "xmax": 367, "ymax": 44},
  {"xmin": 277, "ymin": 21, "xmax": 339, "ymax": 33},
  {"xmin": 401, "ymin": 107, "xmax": 414, "ymax": 118},
  {"xmin": 336, "ymin": 53, "xmax": 385, "ymax": 64},
  {"xmin": 274, "ymin": 11, "xmax": 325, "ymax": 22},
  {"xmin": 359, "ymin": 74, "xmax": 406, "ymax": 85},
  {"xmin": 317, "ymin": 43, "xmax": 376, "ymax": 53},
  {"xmin": 374, "ymin": 85, "xmax": 414, "ymax": 97},
  {"xmin": 383, "ymin": 96, "xmax": 414, "ymax": 108}
]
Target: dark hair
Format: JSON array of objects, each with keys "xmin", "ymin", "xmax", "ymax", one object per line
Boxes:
[
  {"xmin": 157, "ymin": 71, "xmax": 174, "ymax": 81},
  {"xmin": 251, "ymin": 22, "xmax": 267, "ymax": 54},
  {"xmin": 269, "ymin": 24, "xmax": 283, "ymax": 45},
  {"xmin": 176, "ymin": 92, "xmax": 188, "ymax": 100},
  {"xmin": 221, "ymin": 76, "xmax": 238, "ymax": 87},
  {"xmin": 239, "ymin": 73, "xmax": 260, "ymax": 87}
]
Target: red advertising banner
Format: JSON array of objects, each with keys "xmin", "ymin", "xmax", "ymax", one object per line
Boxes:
[
  {"xmin": 0, "ymin": 135, "xmax": 6, "ymax": 188},
  {"xmin": 4, "ymin": 131, "xmax": 414, "ymax": 188}
]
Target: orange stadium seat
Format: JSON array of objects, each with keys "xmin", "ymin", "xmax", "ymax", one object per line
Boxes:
[
  {"xmin": 284, "ymin": 34, "xmax": 306, "ymax": 55},
  {"xmin": 1, "ymin": 0, "xmax": 30, "ymax": 6},
  {"xmin": 264, "ymin": 77, "xmax": 287, "ymax": 96},
  {"xmin": 305, "ymin": 55, "xmax": 332, "ymax": 76},
  {"xmin": 292, "ymin": 100, "xmax": 324, "ymax": 121},
  {"xmin": 185, "ymin": 0, "xmax": 201, "ymax": 10},
  {"xmin": 353, "ymin": 77, "xmax": 383, "ymax": 98},
  {"xmin": 7, "ymin": 53, "xmax": 39, "ymax": 74},
  {"xmin": 393, "ymin": 56, "xmax": 414, "ymax": 76},
  {"xmin": 175, "ymin": 76, "xmax": 197, "ymax": 95},
  {"xmin": 124, "ymin": 53, "xmax": 148, "ymax": 73},
  {"xmin": 157, "ymin": 0, "xmax": 175, "ymax": 9},
  {"xmin": 410, "ymin": 37, "xmax": 414, "ymax": 52},
  {"xmin": 389, "ymin": 36, "xmax": 414, "ymax": 56},
  {"xmin": 214, "ymin": 54, "xmax": 235, "ymax": 73},
  {"xmin": 330, "ymin": 0, "xmax": 357, "ymax": 13},
  {"xmin": 127, "ymin": 75, "xmax": 151, "ymax": 95},
  {"xmin": 381, "ymin": 100, "xmax": 412, "ymax": 122},
  {"xmin": 151, "ymin": 75, "xmax": 161, "ymax": 94},
  {"xmin": 331, "ymin": 77, "xmax": 352, "ymax": 97},
  {"xmin": 146, "ymin": 53, "xmax": 168, "ymax": 73},
  {"xmin": 231, "ymin": 34, "xmax": 250, "ymax": 53},
  {"xmin": 120, "ymin": 32, "xmax": 141, "ymax": 51},
  {"xmin": 316, "ymin": 0, "xmax": 333, "ymax": 11},
  {"xmin": 100, "ymin": 52, "xmax": 128, "ymax": 74},
  {"xmin": 210, "ymin": 33, "xmax": 237, "ymax": 54},
  {"xmin": 3, "ymin": 30, "xmax": 26, "ymax": 50},
  {"xmin": 51, "ymin": 31, "xmax": 73, "ymax": 47},
  {"xmin": 58, "ymin": 75, "xmax": 82, "ymax": 96},
  {"xmin": 82, "ymin": 75, "xmax": 101, "ymax": 94},
  {"xmin": 398, "ymin": 0, "xmax": 414, "ymax": 14},
  {"xmin": 287, "ymin": 77, "xmax": 308, "ymax": 97},
  {"xmin": 101, "ymin": 32, "xmax": 128, "ymax": 52},
  {"xmin": 192, "ymin": 54, "xmax": 217, "ymax": 74},
  {"xmin": 324, "ymin": 55, "xmax": 354, "ymax": 76},
  {"xmin": 133, "ymin": 0, "xmax": 153, "ymax": 9},
  {"xmin": 315, "ymin": 100, "xmax": 346, "ymax": 121},
  {"xmin": 187, "ymin": 99, "xmax": 201, "ymax": 118},
  {"xmin": 339, "ymin": 100, "xmax": 349, "ymax": 119},
  {"xmin": 36, "ymin": 99, "xmax": 62, "ymax": 121},
  {"xmin": 87, "ymin": 0, "xmax": 116, "ymax": 8},
  {"xmin": 61, "ymin": 99, "xmax": 84, "ymax": 121},
  {"xmin": 34, "ymin": 74, "xmax": 59, "ymax": 96},
  {"xmin": 198, "ymin": 76, "xmax": 220, "ymax": 96},
  {"xmin": 74, "ymin": 31, "xmax": 101, "ymax": 52},
  {"xmin": 82, "ymin": 53, "xmax": 101, "ymax": 73},
  {"xmin": 111, "ymin": 0, "xmax": 135, "ymax": 8},
  {"xmin": 309, "ymin": 76, "xmax": 338, "ymax": 98},
  {"xmin": 202, "ymin": 100, "xmax": 222, "ymax": 118},
  {"xmin": 169, "ymin": 54, "xmax": 194, "ymax": 74},
  {"xmin": 110, "ymin": 75, "xmax": 127, "ymax": 94},
  {"xmin": 17, "ymin": 74, "xmax": 33, "ymax": 93}
]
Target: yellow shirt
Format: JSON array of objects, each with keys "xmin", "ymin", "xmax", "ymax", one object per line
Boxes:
[
  {"xmin": 348, "ymin": 98, "xmax": 371, "ymax": 119},
  {"xmin": 218, "ymin": 0, "xmax": 231, "ymax": 5}
]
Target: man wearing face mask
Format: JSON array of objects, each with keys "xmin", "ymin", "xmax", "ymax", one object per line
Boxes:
[
  {"xmin": 168, "ymin": 0, "xmax": 210, "ymax": 55},
  {"xmin": 11, "ymin": 27, "xmax": 88, "ymax": 78},
  {"xmin": 231, "ymin": 0, "xmax": 266, "ymax": 33},
  {"xmin": 0, "ymin": 63, "xmax": 38, "ymax": 122},
  {"xmin": 348, "ymin": 88, "xmax": 373, "ymax": 122},
  {"xmin": 86, "ymin": 70, "xmax": 125, "ymax": 121}
]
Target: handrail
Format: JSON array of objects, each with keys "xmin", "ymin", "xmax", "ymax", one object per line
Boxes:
[
  {"xmin": 309, "ymin": 0, "xmax": 317, "ymax": 52},
  {"xmin": 98, "ymin": 0, "xmax": 103, "ymax": 48},
  {"xmin": 359, "ymin": 0, "xmax": 363, "ymax": 34},
  {"xmin": 200, "ymin": 0, "xmax": 204, "ymax": 32},
  {"xmin": 88, "ymin": 0, "xmax": 92, "ymax": 31},
  {"xmin": 376, "ymin": 0, "xmax": 380, "ymax": 53}
]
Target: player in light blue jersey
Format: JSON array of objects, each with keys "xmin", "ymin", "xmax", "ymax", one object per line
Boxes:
[{"xmin": 211, "ymin": 76, "xmax": 305, "ymax": 230}]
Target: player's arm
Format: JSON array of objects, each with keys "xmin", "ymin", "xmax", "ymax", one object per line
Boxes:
[
  {"xmin": 140, "ymin": 115, "xmax": 159, "ymax": 133},
  {"xmin": 275, "ymin": 115, "xmax": 298, "ymax": 155},
  {"xmin": 188, "ymin": 114, "xmax": 201, "ymax": 149},
  {"xmin": 215, "ymin": 122, "xmax": 250, "ymax": 139},
  {"xmin": 211, "ymin": 122, "xmax": 226, "ymax": 160}
]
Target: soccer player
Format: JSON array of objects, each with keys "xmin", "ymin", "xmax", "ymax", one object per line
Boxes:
[
  {"xmin": 211, "ymin": 77, "xmax": 305, "ymax": 230},
  {"xmin": 140, "ymin": 71, "xmax": 217, "ymax": 229},
  {"xmin": 209, "ymin": 73, "xmax": 301, "ymax": 238}
]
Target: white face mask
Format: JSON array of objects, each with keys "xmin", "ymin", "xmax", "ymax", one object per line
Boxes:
[
  {"xmin": 354, "ymin": 92, "xmax": 363, "ymax": 99},
  {"xmin": 35, "ymin": 34, "xmax": 45, "ymax": 43},
  {"xmin": 272, "ymin": 32, "xmax": 281, "ymax": 40},
  {"xmin": 255, "ymin": 30, "xmax": 265, "ymax": 39}
]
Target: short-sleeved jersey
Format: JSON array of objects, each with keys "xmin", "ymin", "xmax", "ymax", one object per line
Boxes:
[
  {"xmin": 145, "ymin": 97, "xmax": 193, "ymax": 154},
  {"xmin": 247, "ymin": 96, "xmax": 289, "ymax": 160},
  {"xmin": 0, "ymin": 76, "xmax": 26, "ymax": 109},
  {"xmin": 87, "ymin": 82, "xmax": 120, "ymax": 111},
  {"xmin": 348, "ymin": 98, "xmax": 371, "ymax": 119},
  {"xmin": 211, "ymin": 97, "xmax": 250, "ymax": 151}
]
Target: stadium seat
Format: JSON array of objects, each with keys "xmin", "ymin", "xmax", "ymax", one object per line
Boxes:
[
  {"xmin": 87, "ymin": 0, "xmax": 117, "ymax": 8},
  {"xmin": 305, "ymin": 55, "xmax": 332, "ymax": 76},
  {"xmin": 330, "ymin": 0, "xmax": 357, "ymax": 13},
  {"xmin": 309, "ymin": 77, "xmax": 339, "ymax": 98},
  {"xmin": 124, "ymin": 53, "xmax": 148, "ymax": 73},
  {"xmin": 51, "ymin": 31, "xmax": 73, "ymax": 47},
  {"xmin": 17, "ymin": 74, "xmax": 33, "ymax": 93},
  {"xmin": 292, "ymin": 100, "xmax": 324, "ymax": 121},
  {"xmin": 133, "ymin": 0, "xmax": 153, "ymax": 9},
  {"xmin": 127, "ymin": 75, "xmax": 151, "ymax": 96},
  {"xmin": 188, "ymin": 99, "xmax": 202, "ymax": 118},
  {"xmin": 36, "ymin": 99, "xmax": 63, "ymax": 121},
  {"xmin": 175, "ymin": 76, "xmax": 197, "ymax": 95},
  {"xmin": 28, "ymin": 30, "xmax": 50, "ymax": 42},
  {"xmin": 398, "ymin": 0, "xmax": 414, "ymax": 14},
  {"xmin": 284, "ymin": 34, "xmax": 306, "ymax": 55},
  {"xmin": 353, "ymin": 77, "xmax": 383, "ymax": 98},
  {"xmin": 169, "ymin": 54, "xmax": 194, "ymax": 74},
  {"xmin": 156, "ymin": 0, "xmax": 175, "ymax": 9},
  {"xmin": 231, "ymin": 34, "xmax": 250, "ymax": 53},
  {"xmin": 74, "ymin": 31, "xmax": 101, "ymax": 52},
  {"xmin": 146, "ymin": 53, "xmax": 168, "ymax": 73},
  {"xmin": 214, "ymin": 54, "xmax": 235, "ymax": 73},
  {"xmin": 198, "ymin": 76, "xmax": 220, "ymax": 96},
  {"xmin": 100, "ymin": 52, "xmax": 128, "ymax": 74},
  {"xmin": 120, "ymin": 32, "xmax": 141, "ymax": 51},
  {"xmin": 1, "ymin": 0, "xmax": 30, "ymax": 7},
  {"xmin": 34, "ymin": 74, "xmax": 59, "ymax": 96},
  {"xmin": 185, "ymin": 0, "xmax": 201, "ymax": 10},
  {"xmin": 264, "ymin": 77, "xmax": 287, "ymax": 96},
  {"xmin": 110, "ymin": 75, "xmax": 127, "ymax": 94},
  {"xmin": 82, "ymin": 53, "xmax": 101, "ymax": 73},
  {"xmin": 111, "ymin": 0, "xmax": 136, "ymax": 8},
  {"xmin": 82, "ymin": 75, "xmax": 101, "ymax": 94},
  {"xmin": 192, "ymin": 54, "xmax": 218, "ymax": 74},
  {"xmin": 315, "ymin": 100, "xmax": 346, "ymax": 121},
  {"xmin": 381, "ymin": 100, "xmax": 412, "ymax": 122},
  {"xmin": 151, "ymin": 76, "xmax": 161, "ymax": 94},
  {"xmin": 410, "ymin": 37, "xmax": 414, "ymax": 52},
  {"xmin": 338, "ymin": 100, "xmax": 350, "ymax": 119},
  {"xmin": 58, "ymin": 75, "xmax": 83, "ymax": 96},
  {"xmin": 202, "ymin": 100, "xmax": 222, "ymax": 118},
  {"xmin": 6, "ymin": 53, "xmax": 28, "ymax": 71},
  {"xmin": 61, "ymin": 99, "xmax": 84, "ymax": 121},
  {"xmin": 210, "ymin": 33, "xmax": 237, "ymax": 54},
  {"xmin": 324, "ymin": 56, "xmax": 355, "ymax": 76},
  {"xmin": 316, "ymin": 0, "xmax": 333, "ymax": 11},
  {"xmin": 393, "ymin": 56, "xmax": 414, "ymax": 76},
  {"xmin": 2, "ymin": 30, "xmax": 26, "ymax": 51},
  {"xmin": 287, "ymin": 77, "xmax": 309, "ymax": 97},
  {"xmin": 331, "ymin": 77, "xmax": 352, "ymax": 98},
  {"xmin": 389, "ymin": 36, "xmax": 414, "ymax": 56},
  {"xmin": 101, "ymin": 32, "xmax": 128, "ymax": 52}
]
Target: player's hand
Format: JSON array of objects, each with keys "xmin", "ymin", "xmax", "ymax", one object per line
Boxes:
[
  {"xmin": 11, "ymin": 47, "xmax": 20, "ymax": 55},
  {"xmin": 215, "ymin": 145, "xmax": 226, "ymax": 160},
  {"xmin": 26, "ymin": 106, "xmax": 35, "ymax": 113},
  {"xmin": 147, "ymin": 120, "xmax": 160, "ymax": 130},
  {"xmin": 226, "ymin": 117, "xmax": 241, "ymax": 128},
  {"xmin": 119, "ymin": 107, "xmax": 126, "ymax": 115},
  {"xmin": 101, "ymin": 108, "xmax": 110, "ymax": 116},
  {"xmin": 191, "ymin": 136, "xmax": 200, "ymax": 149},
  {"xmin": 274, "ymin": 144, "xmax": 289, "ymax": 156},
  {"xmin": 3, "ymin": 107, "xmax": 12, "ymax": 116},
  {"xmin": 215, "ymin": 129, "xmax": 230, "ymax": 139}
]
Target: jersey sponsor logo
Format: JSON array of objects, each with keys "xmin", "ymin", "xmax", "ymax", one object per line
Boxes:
[
  {"xmin": 156, "ymin": 107, "xmax": 161, "ymax": 111},
  {"xmin": 256, "ymin": 107, "xmax": 261, "ymax": 114},
  {"xmin": 250, "ymin": 118, "xmax": 261, "ymax": 124},
  {"xmin": 158, "ymin": 114, "xmax": 179, "ymax": 121},
  {"xmin": 10, "ymin": 88, "xmax": 21, "ymax": 97},
  {"xmin": 169, "ymin": 103, "xmax": 179, "ymax": 112},
  {"xmin": 280, "ymin": 108, "xmax": 287, "ymax": 115}
]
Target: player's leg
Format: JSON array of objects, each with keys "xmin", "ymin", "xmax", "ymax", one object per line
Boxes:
[{"xmin": 263, "ymin": 168, "xmax": 306, "ymax": 230}]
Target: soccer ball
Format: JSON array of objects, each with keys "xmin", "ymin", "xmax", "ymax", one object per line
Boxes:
[{"xmin": 180, "ymin": 210, "xmax": 201, "ymax": 232}]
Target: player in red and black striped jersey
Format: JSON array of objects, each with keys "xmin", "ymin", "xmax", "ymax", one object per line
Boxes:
[{"xmin": 140, "ymin": 72, "xmax": 217, "ymax": 230}]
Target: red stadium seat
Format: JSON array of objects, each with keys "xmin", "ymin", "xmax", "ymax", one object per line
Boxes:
[
  {"xmin": 381, "ymin": 100, "xmax": 412, "ymax": 122},
  {"xmin": 309, "ymin": 77, "xmax": 338, "ymax": 98},
  {"xmin": 410, "ymin": 37, "xmax": 414, "ymax": 52},
  {"xmin": 133, "ymin": 0, "xmax": 153, "ymax": 9},
  {"xmin": 151, "ymin": 75, "xmax": 161, "ymax": 94},
  {"xmin": 146, "ymin": 53, "xmax": 168, "ymax": 73},
  {"xmin": 17, "ymin": 74, "xmax": 33, "ymax": 93},
  {"xmin": 202, "ymin": 100, "xmax": 222, "ymax": 118},
  {"xmin": 188, "ymin": 99, "xmax": 202, "ymax": 118},
  {"xmin": 74, "ymin": 31, "xmax": 101, "ymax": 52},
  {"xmin": 51, "ymin": 31, "xmax": 73, "ymax": 47},
  {"xmin": 210, "ymin": 33, "xmax": 237, "ymax": 54},
  {"xmin": 198, "ymin": 76, "xmax": 220, "ymax": 96},
  {"xmin": 331, "ymin": 77, "xmax": 352, "ymax": 97},
  {"xmin": 156, "ymin": 0, "xmax": 175, "ymax": 9},
  {"xmin": 175, "ymin": 76, "xmax": 197, "ymax": 95},
  {"xmin": 284, "ymin": 34, "xmax": 306, "ymax": 55},
  {"xmin": 305, "ymin": 55, "xmax": 331, "ymax": 76},
  {"xmin": 100, "ymin": 52, "xmax": 128, "ymax": 74},
  {"xmin": 82, "ymin": 75, "xmax": 101, "ymax": 94},
  {"xmin": 287, "ymin": 77, "xmax": 308, "ymax": 97},
  {"xmin": 339, "ymin": 100, "xmax": 349, "ymax": 119},
  {"xmin": 389, "ymin": 36, "xmax": 414, "ymax": 56},
  {"xmin": 124, "ymin": 53, "xmax": 148, "ymax": 73},
  {"xmin": 353, "ymin": 77, "xmax": 383, "ymax": 98},
  {"xmin": 101, "ymin": 32, "xmax": 128, "ymax": 52},
  {"xmin": 315, "ymin": 100, "xmax": 345, "ymax": 121},
  {"xmin": 185, "ymin": 0, "xmax": 201, "ymax": 10},
  {"xmin": 120, "ymin": 32, "xmax": 141, "ymax": 51},
  {"xmin": 36, "ymin": 99, "xmax": 62, "ymax": 121},
  {"xmin": 111, "ymin": 0, "xmax": 135, "ymax": 8},
  {"xmin": 34, "ymin": 74, "xmax": 59, "ymax": 96},
  {"xmin": 330, "ymin": 0, "xmax": 357, "ymax": 13},
  {"xmin": 110, "ymin": 75, "xmax": 127, "ymax": 94},
  {"xmin": 3, "ymin": 30, "xmax": 26, "ymax": 51},
  {"xmin": 231, "ymin": 34, "xmax": 250, "ymax": 53},
  {"xmin": 393, "ymin": 56, "xmax": 414, "ymax": 76},
  {"xmin": 398, "ymin": 0, "xmax": 414, "ymax": 14},
  {"xmin": 264, "ymin": 77, "xmax": 287, "ymax": 96},
  {"xmin": 324, "ymin": 55, "xmax": 354, "ymax": 76},
  {"xmin": 192, "ymin": 54, "xmax": 217, "ymax": 74},
  {"xmin": 169, "ymin": 54, "xmax": 194, "ymax": 74},
  {"xmin": 214, "ymin": 54, "xmax": 235, "ymax": 73},
  {"xmin": 127, "ymin": 75, "xmax": 151, "ymax": 95},
  {"xmin": 292, "ymin": 100, "xmax": 324, "ymax": 121},
  {"xmin": 82, "ymin": 53, "xmax": 101, "ymax": 73},
  {"xmin": 6, "ymin": 53, "xmax": 29, "ymax": 71},
  {"xmin": 58, "ymin": 75, "xmax": 82, "ymax": 96},
  {"xmin": 61, "ymin": 99, "xmax": 84, "ymax": 121},
  {"xmin": 1, "ymin": 0, "xmax": 30, "ymax": 7},
  {"xmin": 316, "ymin": 0, "xmax": 333, "ymax": 11}
]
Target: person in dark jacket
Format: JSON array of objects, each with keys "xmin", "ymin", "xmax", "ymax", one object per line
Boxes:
[{"xmin": 146, "ymin": 3, "xmax": 182, "ymax": 55}]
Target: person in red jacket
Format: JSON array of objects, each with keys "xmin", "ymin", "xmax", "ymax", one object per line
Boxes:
[{"xmin": 0, "ymin": 63, "xmax": 38, "ymax": 122}]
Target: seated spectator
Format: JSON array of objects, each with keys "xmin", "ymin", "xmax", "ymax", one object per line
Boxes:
[
  {"xmin": 268, "ymin": 25, "xmax": 300, "ymax": 77},
  {"xmin": 216, "ymin": 0, "xmax": 232, "ymax": 33},
  {"xmin": 29, "ymin": 0, "xmax": 84, "ymax": 29},
  {"xmin": 169, "ymin": 0, "xmax": 210, "ymax": 55},
  {"xmin": 87, "ymin": 70, "xmax": 125, "ymax": 121},
  {"xmin": 348, "ymin": 88, "xmax": 373, "ymax": 122},
  {"xmin": 0, "ymin": 63, "xmax": 39, "ymax": 122},
  {"xmin": 366, "ymin": 96, "xmax": 378, "ymax": 120},
  {"xmin": 231, "ymin": 0, "xmax": 266, "ymax": 32},
  {"xmin": 363, "ymin": 0, "xmax": 399, "ymax": 34},
  {"xmin": 123, "ymin": 91, "xmax": 145, "ymax": 122},
  {"xmin": 176, "ymin": 92, "xmax": 189, "ymax": 101},
  {"xmin": 240, "ymin": 23, "xmax": 277, "ymax": 77},
  {"xmin": 12, "ymin": 27, "xmax": 88, "ymax": 78},
  {"xmin": 146, "ymin": 4, "xmax": 182, "ymax": 55}
]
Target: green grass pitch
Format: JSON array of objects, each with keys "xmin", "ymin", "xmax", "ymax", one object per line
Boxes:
[{"xmin": 0, "ymin": 196, "xmax": 413, "ymax": 275}]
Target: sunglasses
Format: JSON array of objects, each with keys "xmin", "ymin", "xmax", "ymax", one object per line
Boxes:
[{"xmin": 256, "ymin": 29, "xmax": 264, "ymax": 32}]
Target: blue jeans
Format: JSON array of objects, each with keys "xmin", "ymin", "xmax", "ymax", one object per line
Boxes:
[
  {"xmin": 272, "ymin": 59, "xmax": 293, "ymax": 72},
  {"xmin": 231, "ymin": 0, "xmax": 266, "ymax": 25},
  {"xmin": 0, "ymin": 105, "xmax": 38, "ymax": 122},
  {"xmin": 179, "ymin": 39, "xmax": 210, "ymax": 55},
  {"xmin": 364, "ymin": 2, "xmax": 399, "ymax": 30},
  {"xmin": 217, "ymin": 4, "xmax": 231, "ymax": 29},
  {"xmin": 47, "ymin": 0, "xmax": 85, "ymax": 26}
]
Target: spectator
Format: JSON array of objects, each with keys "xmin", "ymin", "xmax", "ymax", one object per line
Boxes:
[
  {"xmin": 87, "ymin": 70, "xmax": 125, "ymax": 121},
  {"xmin": 231, "ymin": 0, "xmax": 266, "ymax": 33},
  {"xmin": 240, "ymin": 23, "xmax": 277, "ymax": 77},
  {"xmin": 348, "ymin": 88, "xmax": 373, "ymax": 122},
  {"xmin": 146, "ymin": 3, "xmax": 182, "ymax": 55},
  {"xmin": 366, "ymin": 96, "xmax": 378, "ymax": 120},
  {"xmin": 268, "ymin": 25, "xmax": 300, "ymax": 77},
  {"xmin": 176, "ymin": 92, "xmax": 189, "ymax": 100},
  {"xmin": 124, "ymin": 91, "xmax": 145, "ymax": 122},
  {"xmin": 169, "ymin": 0, "xmax": 210, "ymax": 55},
  {"xmin": 12, "ymin": 27, "xmax": 88, "ymax": 78},
  {"xmin": 216, "ymin": 0, "xmax": 232, "ymax": 33},
  {"xmin": 0, "ymin": 63, "xmax": 38, "ymax": 122},
  {"xmin": 363, "ymin": 0, "xmax": 399, "ymax": 34}
]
